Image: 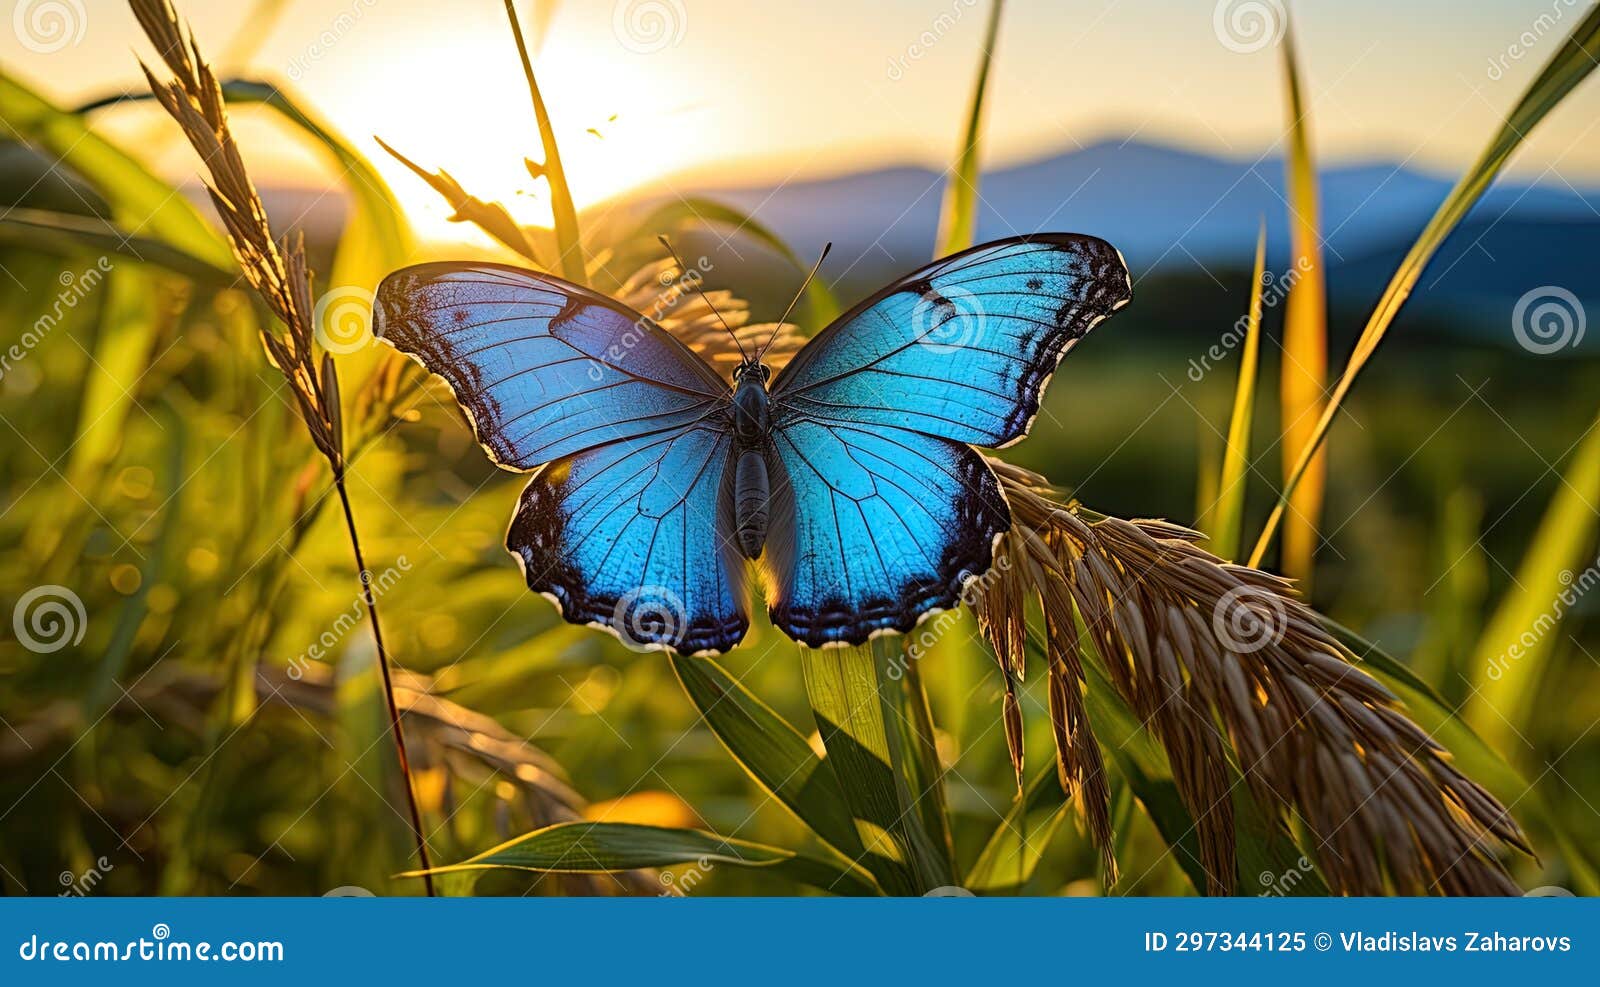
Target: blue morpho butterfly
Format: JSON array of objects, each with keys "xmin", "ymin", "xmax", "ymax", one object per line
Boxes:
[{"xmin": 373, "ymin": 233, "xmax": 1130, "ymax": 655}]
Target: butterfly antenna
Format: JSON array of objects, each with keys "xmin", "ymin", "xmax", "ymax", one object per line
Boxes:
[
  {"xmin": 657, "ymin": 236, "xmax": 749, "ymax": 364},
  {"xmin": 757, "ymin": 242, "xmax": 831, "ymax": 361}
]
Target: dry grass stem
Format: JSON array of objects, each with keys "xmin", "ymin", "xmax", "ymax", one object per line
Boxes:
[
  {"xmin": 129, "ymin": 0, "xmax": 436, "ymax": 893},
  {"xmin": 376, "ymin": 136, "xmax": 546, "ymax": 268}
]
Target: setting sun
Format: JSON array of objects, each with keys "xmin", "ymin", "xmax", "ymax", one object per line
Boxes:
[{"xmin": 314, "ymin": 20, "xmax": 704, "ymax": 242}]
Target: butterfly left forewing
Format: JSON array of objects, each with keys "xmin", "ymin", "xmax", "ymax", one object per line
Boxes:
[
  {"xmin": 374, "ymin": 262, "xmax": 727, "ymax": 470},
  {"xmin": 377, "ymin": 262, "xmax": 746, "ymax": 653}
]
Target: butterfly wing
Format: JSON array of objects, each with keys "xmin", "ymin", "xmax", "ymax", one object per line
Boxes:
[
  {"xmin": 764, "ymin": 418, "xmax": 1008, "ymax": 647},
  {"xmin": 761, "ymin": 233, "xmax": 1130, "ymax": 646},
  {"xmin": 375, "ymin": 262, "xmax": 747, "ymax": 653},
  {"xmin": 509, "ymin": 424, "xmax": 747, "ymax": 654},
  {"xmin": 374, "ymin": 262, "xmax": 727, "ymax": 468},
  {"xmin": 771, "ymin": 234, "xmax": 1131, "ymax": 447}
]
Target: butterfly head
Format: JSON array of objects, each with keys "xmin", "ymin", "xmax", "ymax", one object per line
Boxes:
[{"xmin": 734, "ymin": 359, "xmax": 771, "ymax": 385}]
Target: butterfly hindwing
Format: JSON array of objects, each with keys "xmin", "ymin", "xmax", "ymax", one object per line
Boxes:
[
  {"xmin": 507, "ymin": 424, "xmax": 748, "ymax": 655},
  {"xmin": 772, "ymin": 234, "xmax": 1130, "ymax": 447},
  {"xmin": 764, "ymin": 417, "xmax": 1008, "ymax": 647},
  {"xmin": 374, "ymin": 262, "xmax": 726, "ymax": 468}
]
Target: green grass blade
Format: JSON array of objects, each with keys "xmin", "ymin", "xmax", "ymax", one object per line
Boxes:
[
  {"xmin": 410, "ymin": 821, "xmax": 878, "ymax": 896},
  {"xmin": 1210, "ymin": 223, "xmax": 1267, "ymax": 560},
  {"xmin": 1468, "ymin": 406, "xmax": 1600, "ymax": 747},
  {"xmin": 1411, "ymin": 489, "xmax": 1488, "ymax": 698},
  {"xmin": 1277, "ymin": 20, "xmax": 1329, "ymax": 586},
  {"xmin": 0, "ymin": 70, "xmax": 234, "ymax": 270},
  {"xmin": 0, "ymin": 208, "xmax": 234, "ymax": 285},
  {"xmin": 1251, "ymin": 4, "xmax": 1600, "ymax": 567},
  {"xmin": 966, "ymin": 766, "xmax": 1073, "ymax": 894},
  {"xmin": 0, "ymin": 69, "xmax": 234, "ymax": 482},
  {"xmin": 668, "ymin": 654, "xmax": 869, "ymax": 864},
  {"xmin": 884, "ymin": 657, "xmax": 956, "ymax": 879},
  {"xmin": 68, "ymin": 267, "xmax": 158, "ymax": 479},
  {"xmin": 800, "ymin": 640, "xmax": 953, "ymax": 894},
  {"xmin": 934, "ymin": 0, "xmax": 1004, "ymax": 257}
]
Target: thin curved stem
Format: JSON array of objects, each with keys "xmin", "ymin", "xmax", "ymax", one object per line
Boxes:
[{"xmin": 334, "ymin": 471, "xmax": 436, "ymax": 896}]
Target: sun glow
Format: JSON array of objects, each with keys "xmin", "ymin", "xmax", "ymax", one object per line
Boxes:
[{"xmin": 314, "ymin": 22, "xmax": 711, "ymax": 246}]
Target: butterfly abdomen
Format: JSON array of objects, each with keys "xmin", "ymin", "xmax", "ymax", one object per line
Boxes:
[
  {"xmin": 730, "ymin": 368, "xmax": 773, "ymax": 559},
  {"xmin": 734, "ymin": 447, "xmax": 770, "ymax": 559}
]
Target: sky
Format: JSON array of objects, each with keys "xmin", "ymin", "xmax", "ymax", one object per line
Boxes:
[{"xmin": 3, "ymin": 0, "xmax": 1598, "ymax": 243}]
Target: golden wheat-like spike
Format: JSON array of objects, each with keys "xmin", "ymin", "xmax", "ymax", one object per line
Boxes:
[{"xmin": 985, "ymin": 459, "xmax": 1525, "ymax": 896}]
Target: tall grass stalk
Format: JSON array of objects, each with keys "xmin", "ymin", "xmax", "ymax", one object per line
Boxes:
[
  {"xmin": 935, "ymin": 0, "xmax": 1004, "ymax": 256},
  {"xmin": 128, "ymin": 0, "xmax": 435, "ymax": 894},
  {"xmin": 1252, "ymin": 5, "xmax": 1600, "ymax": 567},
  {"xmin": 1210, "ymin": 222, "xmax": 1266, "ymax": 561},
  {"xmin": 1276, "ymin": 18, "xmax": 1327, "ymax": 586},
  {"xmin": 1469, "ymin": 405, "xmax": 1600, "ymax": 747},
  {"xmin": 505, "ymin": 0, "xmax": 586, "ymax": 283}
]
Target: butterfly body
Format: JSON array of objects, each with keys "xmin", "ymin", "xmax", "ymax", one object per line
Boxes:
[
  {"xmin": 730, "ymin": 361, "xmax": 774, "ymax": 559},
  {"xmin": 375, "ymin": 234, "xmax": 1131, "ymax": 655}
]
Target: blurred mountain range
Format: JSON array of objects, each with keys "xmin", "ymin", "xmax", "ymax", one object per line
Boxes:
[{"xmin": 663, "ymin": 138, "xmax": 1599, "ymax": 345}]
